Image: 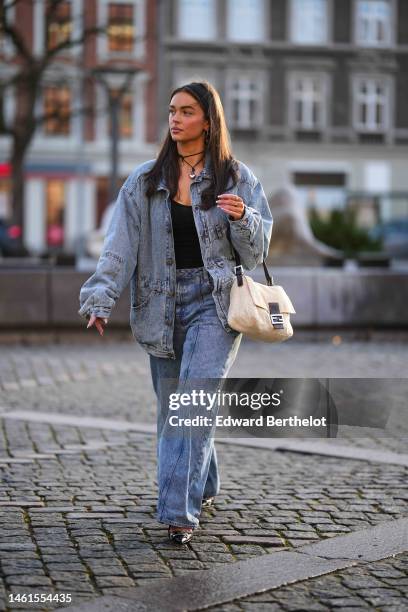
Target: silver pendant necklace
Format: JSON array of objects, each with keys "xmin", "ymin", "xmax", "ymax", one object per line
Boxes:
[{"xmin": 178, "ymin": 151, "xmax": 205, "ymax": 180}]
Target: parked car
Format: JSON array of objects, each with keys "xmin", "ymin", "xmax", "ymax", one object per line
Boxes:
[
  {"xmin": 0, "ymin": 219, "xmax": 28, "ymax": 257},
  {"xmin": 369, "ymin": 219, "xmax": 408, "ymax": 259}
]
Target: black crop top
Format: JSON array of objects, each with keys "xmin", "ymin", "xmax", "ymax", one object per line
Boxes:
[{"xmin": 170, "ymin": 199, "xmax": 204, "ymax": 269}]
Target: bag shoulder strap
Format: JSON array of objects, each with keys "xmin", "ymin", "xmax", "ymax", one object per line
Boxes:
[{"xmin": 226, "ymin": 224, "xmax": 273, "ymax": 286}]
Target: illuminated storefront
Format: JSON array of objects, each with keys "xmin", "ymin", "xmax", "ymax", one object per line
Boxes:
[
  {"xmin": 23, "ymin": 163, "xmax": 95, "ymax": 255},
  {"xmin": 0, "ymin": 163, "xmax": 11, "ymax": 221}
]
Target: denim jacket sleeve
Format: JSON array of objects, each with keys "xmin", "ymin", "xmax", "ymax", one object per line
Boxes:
[
  {"xmin": 228, "ymin": 178, "xmax": 273, "ymax": 271},
  {"xmin": 78, "ymin": 183, "xmax": 141, "ymax": 320}
]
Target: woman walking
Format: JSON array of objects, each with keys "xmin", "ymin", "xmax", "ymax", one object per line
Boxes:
[{"xmin": 79, "ymin": 81, "xmax": 272, "ymax": 544}]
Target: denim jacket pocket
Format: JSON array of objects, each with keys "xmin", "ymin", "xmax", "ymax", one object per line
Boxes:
[
  {"xmin": 131, "ymin": 277, "xmax": 164, "ymax": 311},
  {"xmin": 214, "ymin": 275, "xmax": 235, "ymax": 319},
  {"xmin": 131, "ymin": 288, "xmax": 153, "ymax": 311}
]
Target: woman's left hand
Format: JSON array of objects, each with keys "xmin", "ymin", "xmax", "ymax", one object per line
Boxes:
[{"xmin": 216, "ymin": 194, "xmax": 245, "ymax": 220}]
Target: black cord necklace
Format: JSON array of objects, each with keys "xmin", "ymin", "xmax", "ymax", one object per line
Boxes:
[{"xmin": 178, "ymin": 150, "xmax": 205, "ymax": 179}]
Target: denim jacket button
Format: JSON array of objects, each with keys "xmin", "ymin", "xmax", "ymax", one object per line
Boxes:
[{"xmin": 166, "ymin": 258, "xmax": 173, "ymax": 265}]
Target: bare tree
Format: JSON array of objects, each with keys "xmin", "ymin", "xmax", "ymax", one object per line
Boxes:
[{"xmin": 0, "ymin": 0, "xmax": 106, "ymax": 237}]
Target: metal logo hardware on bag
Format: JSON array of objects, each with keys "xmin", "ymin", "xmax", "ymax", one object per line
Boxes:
[{"xmin": 269, "ymin": 303, "xmax": 284, "ymax": 329}]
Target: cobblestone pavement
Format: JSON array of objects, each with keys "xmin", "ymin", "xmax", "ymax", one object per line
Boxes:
[
  {"xmin": 0, "ymin": 338, "xmax": 407, "ymax": 610},
  {"xmin": 1, "ymin": 338, "xmax": 407, "ymax": 452},
  {"xmin": 1, "ymin": 336, "xmax": 408, "ymax": 392}
]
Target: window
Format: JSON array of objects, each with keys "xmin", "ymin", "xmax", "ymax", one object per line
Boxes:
[
  {"xmin": 108, "ymin": 90, "xmax": 134, "ymax": 139},
  {"xmin": 0, "ymin": 175, "xmax": 11, "ymax": 221},
  {"xmin": 119, "ymin": 92, "xmax": 133, "ymax": 138},
  {"xmin": 107, "ymin": 2, "xmax": 134, "ymax": 52},
  {"xmin": 178, "ymin": 0, "xmax": 216, "ymax": 40},
  {"xmin": 353, "ymin": 76, "xmax": 390, "ymax": 132},
  {"xmin": 291, "ymin": 0, "xmax": 328, "ymax": 44},
  {"xmin": 293, "ymin": 172, "xmax": 346, "ymax": 213},
  {"xmin": 98, "ymin": 0, "xmax": 144, "ymax": 59},
  {"xmin": 46, "ymin": 1, "xmax": 72, "ymax": 51},
  {"xmin": 290, "ymin": 74, "xmax": 327, "ymax": 130},
  {"xmin": 44, "ymin": 85, "xmax": 72, "ymax": 136},
  {"xmin": 46, "ymin": 180, "xmax": 65, "ymax": 248},
  {"xmin": 227, "ymin": 75, "xmax": 263, "ymax": 129},
  {"xmin": 226, "ymin": 0, "xmax": 265, "ymax": 42},
  {"xmin": 355, "ymin": 0, "xmax": 392, "ymax": 46}
]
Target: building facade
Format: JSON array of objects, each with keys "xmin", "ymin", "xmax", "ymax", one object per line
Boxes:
[
  {"xmin": 158, "ymin": 0, "xmax": 408, "ymax": 226},
  {"xmin": 0, "ymin": 0, "xmax": 158, "ymax": 254},
  {"xmin": 2, "ymin": 0, "xmax": 408, "ymax": 256}
]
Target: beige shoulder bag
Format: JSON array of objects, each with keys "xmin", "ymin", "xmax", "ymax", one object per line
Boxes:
[{"xmin": 227, "ymin": 234, "xmax": 295, "ymax": 343}]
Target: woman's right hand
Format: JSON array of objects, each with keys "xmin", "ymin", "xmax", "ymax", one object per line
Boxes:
[{"xmin": 87, "ymin": 314, "xmax": 108, "ymax": 336}]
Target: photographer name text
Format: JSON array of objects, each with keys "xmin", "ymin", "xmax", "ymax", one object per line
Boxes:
[{"xmin": 168, "ymin": 415, "xmax": 327, "ymax": 428}]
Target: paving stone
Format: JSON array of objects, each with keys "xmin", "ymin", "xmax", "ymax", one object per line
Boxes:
[
  {"xmin": 87, "ymin": 566, "xmax": 126, "ymax": 577},
  {"xmin": 168, "ymin": 560, "xmax": 205, "ymax": 570},
  {"xmin": 314, "ymin": 524, "xmax": 351, "ymax": 532},
  {"xmin": 0, "ymin": 543, "xmax": 37, "ymax": 551},
  {"xmin": 5, "ymin": 575, "xmax": 52, "ymax": 586},
  {"xmin": 239, "ymin": 530, "xmax": 284, "ymax": 537},
  {"xmin": 301, "ymin": 516, "xmax": 334, "ymax": 524},
  {"xmin": 94, "ymin": 576, "xmax": 135, "ymax": 587},
  {"xmin": 127, "ymin": 564, "xmax": 170, "ymax": 573},
  {"xmin": 222, "ymin": 537, "xmax": 284, "ymax": 547},
  {"xmin": 282, "ymin": 531, "xmax": 320, "ymax": 539},
  {"xmin": 1, "ymin": 560, "xmax": 43, "ymax": 570},
  {"xmin": 45, "ymin": 563, "xmax": 86, "ymax": 571},
  {"xmin": 229, "ymin": 545, "xmax": 267, "ymax": 555},
  {"xmin": 285, "ymin": 523, "xmax": 317, "ymax": 531},
  {"xmin": 190, "ymin": 543, "xmax": 230, "ymax": 553},
  {"xmin": 159, "ymin": 549, "xmax": 198, "ymax": 560},
  {"xmin": 47, "ymin": 571, "xmax": 90, "ymax": 580},
  {"xmin": 66, "ymin": 512, "xmax": 125, "ymax": 519}
]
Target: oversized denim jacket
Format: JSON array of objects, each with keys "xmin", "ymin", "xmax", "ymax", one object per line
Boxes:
[{"xmin": 78, "ymin": 151, "xmax": 273, "ymax": 359}]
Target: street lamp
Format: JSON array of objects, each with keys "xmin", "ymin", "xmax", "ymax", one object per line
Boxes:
[{"xmin": 92, "ymin": 66, "xmax": 138, "ymax": 202}]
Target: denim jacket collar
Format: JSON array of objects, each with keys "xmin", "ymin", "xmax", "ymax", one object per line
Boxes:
[{"xmin": 156, "ymin": 149, "xmax": 213, "ymax": 192}]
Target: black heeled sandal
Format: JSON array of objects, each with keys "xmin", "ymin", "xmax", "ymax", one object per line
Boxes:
[
  {"xmin": 202, "ymin": 496, "xmax": 215, "ymax": 508},
  {"xmin": 168, "ymin": 526, "xmax": 194, "ymax": 545}
]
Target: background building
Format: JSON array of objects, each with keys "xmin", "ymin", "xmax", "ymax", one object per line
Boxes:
[
  {"xmin": 1, "ymin": 0, "xmax": 408, "ymax": 256},
  {"xmin": 158, "ymin": 0, "xmax": 408, "ymax": 227},
  {"xmin": 0, "ymin": 0, "xmax": 157, "ymax": 255}
]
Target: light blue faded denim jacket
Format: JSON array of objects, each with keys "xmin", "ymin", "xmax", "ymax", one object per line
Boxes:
[{"xmin": 78, "ymin": 151, "xmax": 273, "ymax": 359}]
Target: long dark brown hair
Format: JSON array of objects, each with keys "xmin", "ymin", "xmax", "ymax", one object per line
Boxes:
[{"xmin": 144, "ymin": 81, "xmax": 239, "ymax": 210}]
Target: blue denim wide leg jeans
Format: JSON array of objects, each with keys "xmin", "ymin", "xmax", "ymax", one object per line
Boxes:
[{"xmin": 149, "ymin": 266, "xmax": 242, "ymax": 529}]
